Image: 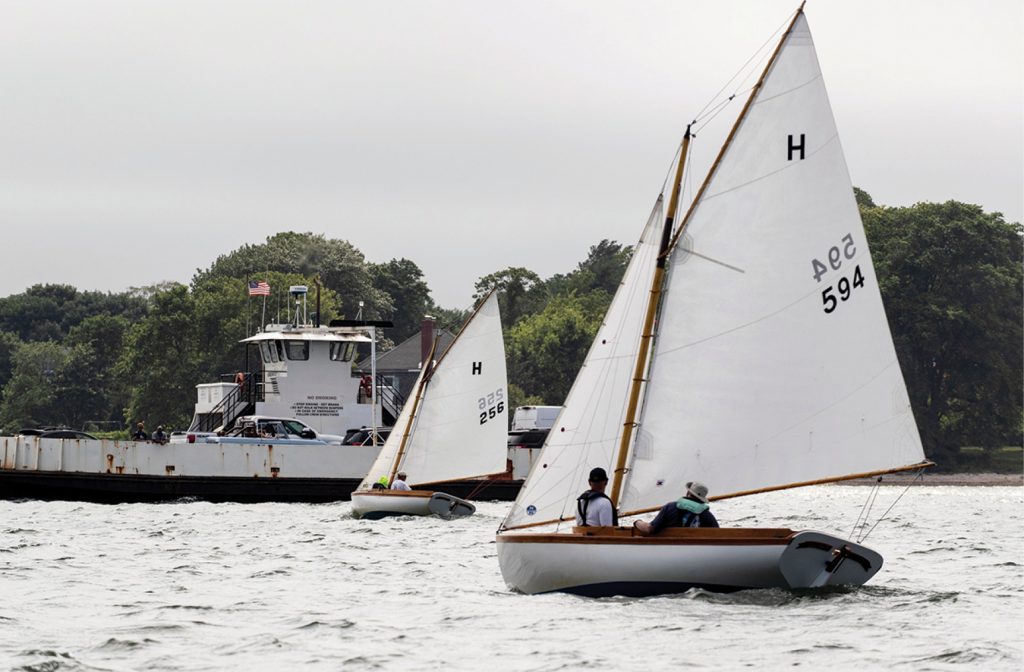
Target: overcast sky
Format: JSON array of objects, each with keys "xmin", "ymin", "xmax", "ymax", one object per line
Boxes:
[{"xmin": 1, "ymin": 0, "xmax": 1021, "ymax": 310}]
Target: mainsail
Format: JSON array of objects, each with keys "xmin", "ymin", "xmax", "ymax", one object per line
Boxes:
[
  {"xmin": 620, "ymin": 13, "xmax": 926, "ymax": 513},
  {"xmin": 502, "ymin": 198, "xmax": 664, "ymax": 529},
  {"xmin": 500, "ymin": 10, "xmax": 927, "ymax": 531},
  {"xmin": 358, "ymin": 292, "xmax": 508, "ymax": 489}
]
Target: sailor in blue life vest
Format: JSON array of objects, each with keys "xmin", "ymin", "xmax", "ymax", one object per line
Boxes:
[
  {"xmin": 575, "ymin": 467, "xmax": 618, "ymax": 527},
  {"xmin": 633, "ymin": 481, "xmax": 719, "ymax": 535}
]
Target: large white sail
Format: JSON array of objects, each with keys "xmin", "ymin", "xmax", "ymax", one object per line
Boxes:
[
  {"xmin": 502, "ymin": 198, "xmax": 664, "ymax": 530},
  {"xmin": 621, "ymin": 14, "xmax": 925, "ymax": 513},
  {"xmin": 402, "ymin": 292, "xmax": 509, "ymax": 485}
]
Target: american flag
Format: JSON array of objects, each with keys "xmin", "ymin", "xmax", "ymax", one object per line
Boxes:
[{"xmin": 248, "ymin": 280, "xmax": 271, "ymax": 296}]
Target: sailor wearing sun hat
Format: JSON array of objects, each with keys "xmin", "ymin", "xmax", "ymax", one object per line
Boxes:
[{"xmin": 633, "ymin": 480, "xmax": 719, "ymax": 536}]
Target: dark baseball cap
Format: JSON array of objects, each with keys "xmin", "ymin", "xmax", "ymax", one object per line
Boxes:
[{"xmin": 589, "ymin": 467, "xmax": 609, "ymax": 482}]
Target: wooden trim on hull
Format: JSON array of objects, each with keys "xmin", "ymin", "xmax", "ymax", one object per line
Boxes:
[
  {"xmin": 497, "ymin": 527, "xmax": 795, "ymax": 546},
  {"xmin": 496, "ymin": 528, "xmax": 882, "ymax": 596},
  {"xmin": 352, "ymin": 489, "xmax": 434, "ymax": 499},
  {"xmin": 351, "ymin": 489, "xmax": 436, "ymax": 519}
]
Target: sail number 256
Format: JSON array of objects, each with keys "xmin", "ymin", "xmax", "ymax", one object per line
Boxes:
[{"xmin": 479, "ymin": 388, "xmax": 505, "ymax": 425}]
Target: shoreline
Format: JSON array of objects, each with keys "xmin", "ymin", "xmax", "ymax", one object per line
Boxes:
[{"xmin": 836, "ymin": 472, "xmax": 1022, "ymax": 487}]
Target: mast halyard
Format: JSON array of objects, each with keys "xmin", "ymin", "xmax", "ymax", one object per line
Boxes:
[{"xmin": 609, "ymin": 125, "xmax": 692, "ymax": 509}]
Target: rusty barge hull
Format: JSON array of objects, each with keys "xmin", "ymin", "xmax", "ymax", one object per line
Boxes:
[
  {"xmin": 0, "ymin": 436, "xmax": 522, "ymax": 504},
  {"xmin": 0, "ymin": 470, "xmax": 522, "ymax": 504}
]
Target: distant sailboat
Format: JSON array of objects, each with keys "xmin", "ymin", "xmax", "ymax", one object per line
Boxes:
[
  {"xmin": 496, "ymin": 6, "xmax": 932, "ymax": 596},
  {"xmin": 351, "ymin": 291, "xmax": 509, "ymax": 520}
]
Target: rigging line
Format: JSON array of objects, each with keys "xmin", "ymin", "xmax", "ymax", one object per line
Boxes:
[
  {"xmin": 660, "ymin": 143, "xmax": 684, "ymax": 196},
  {"xmin": 693, "ymin": 85, "xmax": 755, "ymax": 135},
  {"xmin": 691, "ymin": 10, "xmax": 793, "ymax": 123},
  {"xmin": 858, "ymin": 468, "xmax": 926, "ymax": 542},
  {"xmin": 850, "ymin": 478, "xmax": 882, "ymax": 540}
]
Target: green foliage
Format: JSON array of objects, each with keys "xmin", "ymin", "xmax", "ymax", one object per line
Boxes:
[
  {"xmin": 369, "ymin": 258, "xmax": 433, "ymax": 342},
  {"xmin": 61, "ymin": 315, "xmax": 132, "ymax": 428},
  {"xmin": 507, "ymin": 383, "xmax": 545, "ymax": 414},
  {"xmin": 429, "ymin": 306, "xmax": 470, "ymax": 334},
  {"xmin": 0, "ymin": 284, "xmax": 146, "ymax": 342},
  {"xmin": 118, "ymin": 284, "xmax": 200, "ymax": 430},
  {"xmin": 505, "ymin": 293, "xmax": 608, "ymax": 404},
  {"xmin": 853, "ymin": 187, "xmax": 876, "ymax": 208},
  {"xmin": 546, "ymin": 239, "xmax": 631, "ymax": 300},
  {"xmin": 193, "ymin": 232, "xmax": 391, "ymax": 321},
  {"xmin": 474, "ymin": 267, "xmax": 549, "ymax": 326},
  {"xmin": 0, "ymin": 331, "xmax": 21, "ymax": 392},
  {"xmin": 0, "ymin": 341, "xmax": 68, "ymax": 430},
  {"xmin": 863, "ymin": 200, "xmax": 1023, "ymax": 465}
]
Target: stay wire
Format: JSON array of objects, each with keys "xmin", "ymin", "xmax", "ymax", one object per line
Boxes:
[
  {"xmin": 856, "ymin": 468, "xmax": 927, "ymax": 543},
  {"xmin": 849, "ymin": 478, "xmax": 882, "ymax": 541},
  {"xmin": 690, "ymin": 10, "xmax": 792, "ymax": 125}
]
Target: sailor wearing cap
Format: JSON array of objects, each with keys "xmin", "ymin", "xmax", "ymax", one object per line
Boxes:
[
  {"xmin": 575, "ymin": 467, "xmax": 618, "ymax": 527},
  {"xmin": 633, "ymin": 480, "xmax": 719, "ymax": 536}
]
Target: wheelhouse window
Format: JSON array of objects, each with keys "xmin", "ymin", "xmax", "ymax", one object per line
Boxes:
[
  {"xmin": 330, "ymin": 342, "xmax": 356, "ymax": 362},
  {"xmin": 285, "ymin": 340, "xmax": 309, "ymax": 361},
  {"xmin": 259, "ymin": 342, "xmax": 277, "ymax": 364}
]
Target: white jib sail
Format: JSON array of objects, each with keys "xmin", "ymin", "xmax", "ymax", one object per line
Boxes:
[
  {"xmin": 501, "ymin": 198, "xmax": 664, "ymax": 530},
  {"xmin": 392, "ymin": 292, "xmax": 509, "ymax": 486},
  {"xmin": 356, "ymin": 361, "xmax": 426, "ymax": 492},
  {"xmin": 621, "ymin": 14, "xmax": 926, "ymax": 514}
]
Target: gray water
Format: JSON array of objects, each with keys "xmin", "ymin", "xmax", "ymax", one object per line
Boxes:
[{"xmin": 1, "ymin": 485, "xmax": 1021, "ymax": 671}]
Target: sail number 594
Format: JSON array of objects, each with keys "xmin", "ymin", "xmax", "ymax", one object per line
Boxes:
[
  {"xmin": 479, "ymin": 388, "xmax": 505, "ymax": 425},
  {"xmin": 811, "ymin": 233, "xmax": 856, "ymax": 282}
]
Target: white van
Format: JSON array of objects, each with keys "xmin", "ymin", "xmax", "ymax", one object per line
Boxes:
[{"xmin": 510, "ymin": 406, "xmax": 561, "ymax": 431}]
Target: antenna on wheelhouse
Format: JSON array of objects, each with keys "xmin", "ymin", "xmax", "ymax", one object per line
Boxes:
[{"xmin": 289, "ymin": 285, "xmax": 308, "ymax": 327}]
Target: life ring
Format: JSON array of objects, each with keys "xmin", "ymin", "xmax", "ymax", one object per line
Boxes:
[{"xmin": 360, "ymin": 375, "xmax": 373, "ymax": 397}]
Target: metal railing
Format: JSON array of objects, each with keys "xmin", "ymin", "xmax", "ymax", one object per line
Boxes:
[{"xmin": 188, "ymin": 372, "xmax": 260, "ymax": 433}]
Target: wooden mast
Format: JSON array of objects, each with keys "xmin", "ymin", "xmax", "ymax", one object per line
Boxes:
[
  {"xmin": 668, "ymin": 2, "xmax": 805, "ymax": 254},
  {"xmin": 388, "ymin": 336, "xmax": 440, "ymax": 484},
  {"xmin": 612, "ymin": 2, "xmax": 810, "ymax": 507},
  {"xmin": 387, "ymin": 289, "xmax": 498, "ymax": 484},
  {"xmin": 609, "ymin": 125, "xmax": 692, "ymax": 508}
]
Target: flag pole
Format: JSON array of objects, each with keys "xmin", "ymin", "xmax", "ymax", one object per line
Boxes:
[
  {"xmin": 246, "ymin": 273, "xmax": 252, "ymax": 337},
  {"xmin": 260, "ymin": 271, "xmax": 268, "ymax": 332}
]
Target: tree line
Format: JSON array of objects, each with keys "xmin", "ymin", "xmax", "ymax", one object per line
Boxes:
[{"xmin": 0, "ymin": 193, "xmax": 1019, "ymax": 469}]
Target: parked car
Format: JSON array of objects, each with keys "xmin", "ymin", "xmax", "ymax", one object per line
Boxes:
[
  {"xmin": 17, "ymin": 427, "xmax": 97, "ymax": 440},
  {"xmin": 173, "ymin": 416, "xmax": 347, "ymax": 444},
  {"xmin": 507, "ymin": 428, "xmax": 550, "ymax": 450},
  {"xmin": 343, "ymin": 427, "xmax": 391, "ymax": 446},
  {"xmin": 230, "ymin": 416, "xmax": 347, "ymax": 444}
]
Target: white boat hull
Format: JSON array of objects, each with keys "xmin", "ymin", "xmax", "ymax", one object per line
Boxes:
[
  {"xmin": 351, "ymin": 490, "xmax": 476, "ymax": 520},
  {"xmin": 496, "ymin": 527, "xmax": 882, "ymax": 596}
]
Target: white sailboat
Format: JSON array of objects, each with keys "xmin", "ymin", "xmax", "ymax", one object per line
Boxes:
[
  {"xmin": 496, "ymin": 6, "xmax": 932, "ymax": 596},
  {"xmin": 351, "ymin": 291, "xmax": 509, "ymax": 520}
]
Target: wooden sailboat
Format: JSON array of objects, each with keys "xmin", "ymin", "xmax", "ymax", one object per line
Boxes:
[
  {"xmin": 351, "ymin": 291, "xmax": 509, "ymax": 520},
  {"xmin": 496, "ymin": 6, "xmax": 932, "ymax": 596}
]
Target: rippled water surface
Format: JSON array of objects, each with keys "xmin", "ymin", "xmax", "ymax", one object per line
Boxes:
[{"xmin": 1, "ymin": 486, "xmax": 1021, "ymax": 671}]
